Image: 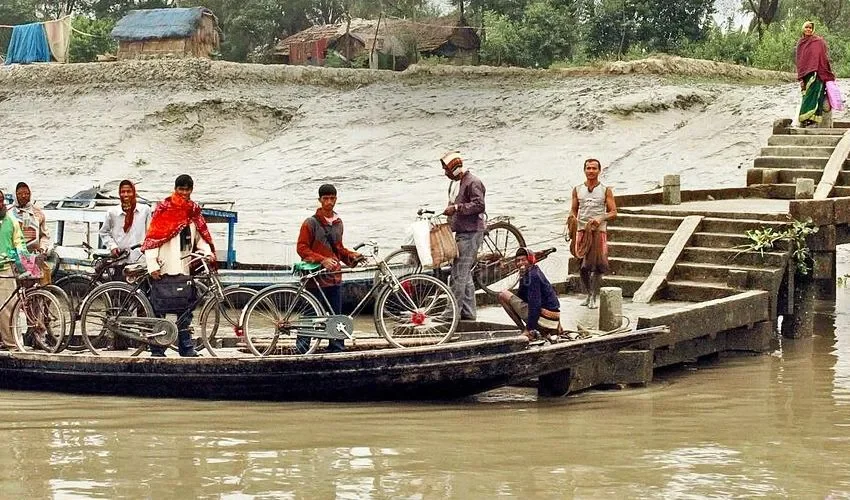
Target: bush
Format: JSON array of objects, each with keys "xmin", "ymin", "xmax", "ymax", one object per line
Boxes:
[{"xmin": 69, "ymin": 17, "xmax": 116, "ymax": 63}]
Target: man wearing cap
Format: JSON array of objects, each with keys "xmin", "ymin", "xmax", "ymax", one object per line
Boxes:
[
  {"xmin": 441, "ymin": 151, "xmax": 486, "ymax": 321},
  {"xmin": 12, "ymin": 182, "xmax": 52, "ymax": 284},
  {"xmin": 498, "ymin": 247, "xmax": 562, "ymax": 341},
  {"xmin": 296, "ymin": 184, "xmax": 365, "ymax": 354},
  {"xmin": 142, "ymin": 174, "xmax": 215, "ymax": 357}
]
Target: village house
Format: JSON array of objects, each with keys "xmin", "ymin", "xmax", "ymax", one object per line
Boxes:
[
  {"xmin": 111, "ymin": 7, "xmax": 220, "ymax": 60},
  {"xmin": 273, "ymin": 16, "xmax": 480, "ymax": 70}
]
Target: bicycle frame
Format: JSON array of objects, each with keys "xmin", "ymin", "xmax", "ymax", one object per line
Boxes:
[{"xmin": 278, "ymin": 248, "xmax": 421, "ymax": 341}]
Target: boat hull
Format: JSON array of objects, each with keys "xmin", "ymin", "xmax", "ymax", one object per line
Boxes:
[{"xmin": 0, "ymin": 330, "xmax": 652, "ymax": 401}]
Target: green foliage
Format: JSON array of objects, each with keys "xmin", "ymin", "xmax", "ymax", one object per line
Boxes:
[
  {"xmin": 736, "ymin": 218, "xmax": 818, "ymax": 276},
  {"xmin": 678, "ymin": 25, "xmax": 757, "ymax": 66},
  {"xmin": 481, "ymin": 0, "xmax": 578, "ymax": 68},
  {"xmin": 68, "ymin": 16, "xmax": 116, "ymax": 62}
]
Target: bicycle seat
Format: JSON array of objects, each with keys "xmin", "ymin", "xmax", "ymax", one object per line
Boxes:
[
  {"xmin": 91, "ymin": 249, "xmax": 113, "ymax": 258},
  {"xmin": 292, "ymin": 261, "xmax": 322, "ymax": 276},
  {"xmin": 123, "ymin": 263, "xmax": 147, "ymax": 279}
]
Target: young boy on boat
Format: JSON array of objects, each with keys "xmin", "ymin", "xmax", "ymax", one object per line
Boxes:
[{"xmin": 498, "ymin": 247, "xmax": 562, "ymax": 342}]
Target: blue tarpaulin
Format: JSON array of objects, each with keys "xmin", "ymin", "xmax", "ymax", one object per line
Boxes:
[{"xmin": 4, "ymin": 22, "xmax": 51, "ymax": 65}]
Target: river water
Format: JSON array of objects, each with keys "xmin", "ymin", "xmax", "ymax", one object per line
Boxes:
[
  {"xmin": 2, "ymin": 71, "xmax": 850, "ymax": 497},
  {"xmin": 0, "ymin": 284, "xmax": 848, "ymax": 498}
]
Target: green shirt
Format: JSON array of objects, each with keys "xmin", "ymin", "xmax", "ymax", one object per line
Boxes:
[{"xmin": 0, "ymin": 213, "xmax": 26, "ymax": 270}]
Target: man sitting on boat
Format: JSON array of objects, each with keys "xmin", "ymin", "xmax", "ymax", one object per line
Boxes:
[
  {"xmin": 497, "ymin": 247, "xmax": 563, "ymax": 342},
  {"xmin": 142, "ymin": 174, "xmax": 215, "ymax": 358},
  {"xmin": 296, "ymin": 184, "xmax": 365, "ymax": 354},
  {"xmin": 0, "ymin": 190, "xmax": 27, "ymax": 350},
  {"xmin": 12, "ymin": 182, "xmax": 53, "ymax": 284},
  {"xmin": 99, "ymin": 180, "xmax": 151, "ymax": 264}
]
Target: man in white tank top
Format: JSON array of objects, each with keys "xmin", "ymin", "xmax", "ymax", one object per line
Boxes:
[{"xmin": 568, "ymin": 159, "xmax": 617, "ymax": 309}]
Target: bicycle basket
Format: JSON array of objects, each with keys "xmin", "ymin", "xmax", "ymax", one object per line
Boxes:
[{"xmin": 292, "ymin": 261, "xmax": 322, "ymax": 275}]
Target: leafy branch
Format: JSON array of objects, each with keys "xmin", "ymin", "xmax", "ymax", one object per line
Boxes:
[{"xmin": 734, "ymin": 218, "xmax": 818, "ymax": 275}]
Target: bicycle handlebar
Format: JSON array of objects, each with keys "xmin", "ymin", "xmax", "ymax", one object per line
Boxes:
[{"xmin": 417, "ymin": 208, "xmax": 436, "ymax": 216}]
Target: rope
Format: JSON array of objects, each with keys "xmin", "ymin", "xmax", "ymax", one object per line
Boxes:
[{"xmin": 553, "ymin": 316, "xmax": 632, "ymax": 342}]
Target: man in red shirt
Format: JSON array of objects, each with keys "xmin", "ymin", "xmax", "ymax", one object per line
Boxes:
[{"xmin": 296, "ymin": 184, "xmax": 364, "ymax": 353}]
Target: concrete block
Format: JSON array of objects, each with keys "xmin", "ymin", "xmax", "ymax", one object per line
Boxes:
[
  {"xmin": 795, "ymin": 178, "xmax": 816, "ymax": 199},
  {"xmin": 773, "ymin": 118, "xmax": 792, "ymax": 134},
  {"xmin": 812, "ymin": 252, "xmax": 835, "ymax": 280},
  {"xmin": 790, "ymin": 199, "xmax": 835, "ymax": 225},
  {"xmin": 833, "ymin": 197, "xmax": 850, "ymax": 225},
  {"xmin": 746, "ymin": 169, "xmax": 763, "ymax": 186},
  {"xmin": 567, "ymin": 350, "xmax": 653, "ymax": 392},
  {"xmin": 663, "ymin": 174, "xmax": 681, "ymax": 205},
  {"xmin": 727, "ymin": 269, "xmax": 749, "ymax": 289},
  {"xmin": 763, "ymin": 169, "xmax": 779, "ymax": 185},
  {"xmin": 638, "ymin": 290, "xmax": 770, "ymax": 348},
  {"xmin": 599, "ymin": 287, "xmax": 623, "ymax": 331},
  {"xmin": 725, "ymin": 321, "xmax": 778, "ymax": 353},
  {"xmin": 808, "ymin": 224, "xmax": 836, "ymax": 252}
]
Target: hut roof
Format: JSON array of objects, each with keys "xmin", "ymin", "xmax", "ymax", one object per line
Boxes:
[
  {"xmin": 111, "ymin": 7, "xmax": 214, "ymax": 41},
  {"xmin": 274, "ymin": 16, "xmax": 478, "ymax": 56}
]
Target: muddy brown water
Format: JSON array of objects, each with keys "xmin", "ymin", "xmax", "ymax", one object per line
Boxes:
[
  {"xmin": 3, "ymin": 71, "xmax": 850, "ymax": 496},
  {"xmin": 1, "ymin": 289, "xmax": 850, "ymax": 498}
]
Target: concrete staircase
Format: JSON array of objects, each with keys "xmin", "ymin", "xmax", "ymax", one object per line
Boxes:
[
  {"xmin": 568, "ymin": 212, "xmax": 790, "ymax": 302},
  {"xmin": 748, "ymin": 123, "xmax": 850, "ymax": 198}
]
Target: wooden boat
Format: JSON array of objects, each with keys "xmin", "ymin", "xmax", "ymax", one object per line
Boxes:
[{"xmin": 0, "ymin": 327, "xmax": 656, "ymax": 401}]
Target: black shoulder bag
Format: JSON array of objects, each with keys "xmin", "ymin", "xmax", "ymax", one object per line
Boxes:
[{"xmin": 149, "ymin": 274, "xmax": 196, "ymax": 314}]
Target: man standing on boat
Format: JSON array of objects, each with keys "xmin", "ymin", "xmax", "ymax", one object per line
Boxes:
[
  {"xmin": 498, "ymin": 247, "xmax": 562, "ymax": 342},
  {"xmin": 12, "ymin": 182, "xmax": 53, "ymax": 284},
  {"xmin": 568, "ymin": 158, "xmax": 617, "ymax": 309},
  {"xmin": 441, "ymin": 151, "xmax": 486, "ymax": 321},
  {"xmin": 142, "ymin": 174, "xmax": 215, "ymax": 358},
  {"xmin": 0, "ymin": 190, "xmax": 27, "ymax": 350},
  {"xmin": 99, "ymin": 180, "xmax": 151, "ymax": 264},
  {"xmin": 296, "ymin": 184, "xmax": 364, "ymax": 354}
]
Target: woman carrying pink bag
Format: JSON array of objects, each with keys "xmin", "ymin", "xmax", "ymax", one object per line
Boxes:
[{"xmin": 796, "ymin": 21, "xmax": 836, "ymax": 126}]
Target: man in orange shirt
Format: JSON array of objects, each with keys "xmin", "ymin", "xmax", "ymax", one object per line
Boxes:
[{"xmin": 296, "ymin": 184, "xmax": 364, "ymax": 353}]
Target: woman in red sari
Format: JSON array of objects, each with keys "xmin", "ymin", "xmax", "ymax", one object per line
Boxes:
[{"xmin": 796, "ymin": 21, "xmax": 835, "ymax": 127}]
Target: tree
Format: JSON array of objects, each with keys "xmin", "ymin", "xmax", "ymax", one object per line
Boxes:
[{"xmin": 743, "ymin": 0, "xmax": 780, "ymax": 39}]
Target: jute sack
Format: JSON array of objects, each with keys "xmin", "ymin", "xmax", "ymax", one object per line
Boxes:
[{"xmin": 429, "ymin": 223, "xmax": 458, "ymax": 267}]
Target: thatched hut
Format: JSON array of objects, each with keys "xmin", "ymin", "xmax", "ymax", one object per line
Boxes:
[
  {"xmin": 111, "ymin": 7, "xmax": 220, "ymax": 60},
  {"xmin": 273, "ymin": 15, "xmax": 479, "ymax": 69}
]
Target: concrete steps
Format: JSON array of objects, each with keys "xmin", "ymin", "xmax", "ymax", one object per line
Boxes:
[
  {"xmin": 567, "ymin": 210, "xmax": 792, "ymax": 301},
  {"xmin": 753, "ymin": 156, "xmax": 836, "ymax": 169},
  {"xmin": 787, "ymin": 127, "xmax": 846, "ymax": 135},
  {"xmin": 747, "ymin": 168, "xmax": 850, "ymax": 186},
  {"xmin": 760, "ymin": 146, "xmax": 837, "ymax": 157},
  {"xmin": 768, "ymin": 134, "xmax": 842, "ymax": 147},
  {"xmin": 608, "ymin": 226, "xmax": 674, "ymax": 245},
  {"xmin": 608, "ymin": 242, "xmax": 664, "ymax": 260},
  {"xmin": 749, "ymin": 183, "xmax": 850, "ymax": 199},
  {"xmin": 672, "ymin": 261, "xmax": 783, "ymax": 283},
  {"xmin": 680, "ymin": 247, "xmax": 787, "ymax": 267}
]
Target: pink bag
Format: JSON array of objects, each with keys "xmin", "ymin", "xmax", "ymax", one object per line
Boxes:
[{"xmin": 826, "ymin": 81, "xmax": 845, "ymax": 111}]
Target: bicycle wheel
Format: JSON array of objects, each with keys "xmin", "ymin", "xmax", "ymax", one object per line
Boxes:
[
  {"xmin": 44, "ymin": 284, "xmax": 74, "ymax": 353},
  {"xmin": 54, "ymin": 275, "xmax": 97, "ymax": 352},
  {"xmin": 374, "ymin": 274, "xmax": 458, "ymax": 348},
  {"xmin": 12, "ymin": 288, "xmax": 66, "ymax": 353},
  {"xmin": 79, "ymin": 282, "xmax": 154, "ymax": 356},
  {"xmin": 198, "ymin": 286, "xmax": 257, "ymax": 357},
  {"xmin": 382, "ymin": 247, "xmax": 423, "ymax": 278},
  {"xmin": 474, "ymin": 221, "xmax": 526, "ymax": 297},
  {"xmin": 242, "ymin": 286, "xmax": 325, "ymax": 356}
]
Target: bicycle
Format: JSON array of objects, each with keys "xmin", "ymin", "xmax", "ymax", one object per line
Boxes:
[
  {"xmin": 6, "ymin": 266, "xmax": 68, "ymax": 354},
  {"xmin": 54, "ymin": 243, "xmax": 137, "ymax": 352},
  {"xmin": 76, "ymin": 252, "xmax": 255, "ymax": 357},
  {"xmin": 383, "ymin": 209, "xmax": 528, "ymax": 296},
  {"xmin": 239, "ymin": 241, "xmax": 459, "ymax": 356}
]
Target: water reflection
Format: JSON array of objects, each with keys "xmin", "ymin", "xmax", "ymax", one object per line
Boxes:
[{"xmin": 3, "ymin": 292, "xmax": 850, "ymax": 496}]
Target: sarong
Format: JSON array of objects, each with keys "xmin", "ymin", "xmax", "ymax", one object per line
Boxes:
[
  {"xmin": 576, "ymin": 229, "xmax": 608, "ymax": 274},
  {"xmin": 799, "ymin": 72, "xmax": 830, "ymax": 125}
]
